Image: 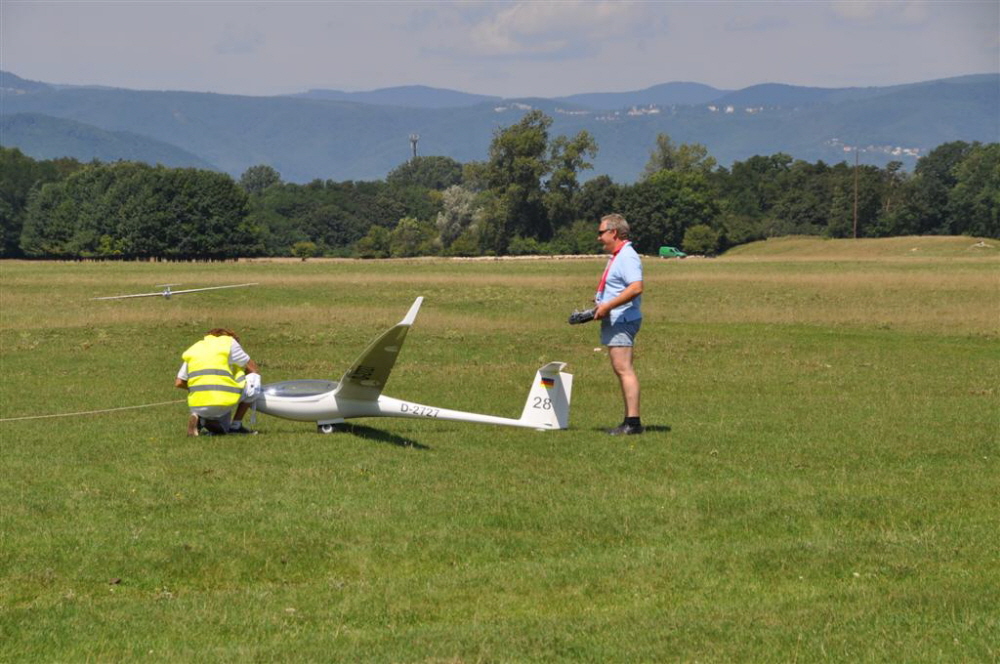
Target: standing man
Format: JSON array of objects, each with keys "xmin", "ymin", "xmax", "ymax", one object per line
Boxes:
[
  {"xmin": 176, "ymin": 328, "xmax": 261, "ymax": 436},
  {"xmin": 594, "ymin": 213, "xmax": 644, "ymax": 435}
]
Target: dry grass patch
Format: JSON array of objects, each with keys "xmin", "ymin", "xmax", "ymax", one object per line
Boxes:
[
  {"xmin": 644, "ymin": 263, "xmax": 997, "ymax": 336},
  {"xmin": 722, "ymin": 235, "xmax": 999, "ymax": 261}
]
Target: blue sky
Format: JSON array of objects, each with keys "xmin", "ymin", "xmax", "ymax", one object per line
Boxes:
[{"xmin": 3, "ymin": 1, "xmax": 998, "ymax": 97}]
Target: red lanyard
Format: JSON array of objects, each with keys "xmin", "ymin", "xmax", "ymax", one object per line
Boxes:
[{"xmin": 597, "ymin": 241, "xmax": 628, "ymax": 297}]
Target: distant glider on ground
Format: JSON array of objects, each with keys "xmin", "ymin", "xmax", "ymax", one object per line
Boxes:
[
  {"xmin": 255, "ymin": 297, "xmax": 573, "ymax": 433},
  {"xmin": 92, "ymin": 283, "xmax": 258, "ymax": 300}
]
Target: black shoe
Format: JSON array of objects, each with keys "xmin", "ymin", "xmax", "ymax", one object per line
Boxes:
[
  {"xmin": 607, "ymin": 423, "xmax": 644, "ymax": 436},
  {"xmin": 228, "ymin": 425, "xmax": 258, "ymax": 435}
]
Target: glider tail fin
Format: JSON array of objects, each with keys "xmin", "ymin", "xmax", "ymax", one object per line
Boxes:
[{"xmin": 518, "ymin": 362, "xmax": 573, "ymax": 430}]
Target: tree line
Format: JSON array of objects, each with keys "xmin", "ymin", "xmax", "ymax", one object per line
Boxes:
[{"xmin": 2, "ymin": 110, "xmax": 997, "ymax": 260}]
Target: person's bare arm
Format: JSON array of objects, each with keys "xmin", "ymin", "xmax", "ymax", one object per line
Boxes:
[{"xmin": 594, "ymin": 281, "xmax": 643, "ymax": 319}]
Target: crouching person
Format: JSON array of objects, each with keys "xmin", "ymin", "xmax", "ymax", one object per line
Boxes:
[{"xmin": 176, "ymin": 328, "xmax": 262, "ymax": 436}]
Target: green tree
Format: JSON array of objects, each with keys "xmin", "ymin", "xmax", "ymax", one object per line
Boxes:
[
  {"xmin": 718, "ymin": 153, "xmax": 793, "ymax": 218},
  {"xmin": 575, "ymin": 175, "xmax": 620, "ymax": 226},
  {"xmin": 716, "ymin": 212, "xmax": 765, "ymax": 248},
  {"xmin": 544, "ymin": 131, "xmax": 598, "ymax": 230},
  {"xmin": 477, "ymin": 109, "xmax": 552, "ymax": 250},
  {"xmin": 881, "ymin": 161, "xmax": 906, "ymax": 219},
  {"xmin": 444, "ymin": 227, "xmax": 481, "ymax": 257},
  {"xmin": 507, "ymin": 235, "xmax": 547, "ymax": 255},
  {"xmin": 22, "ymin": 162, "xmax": 259, "ymax": 259},
  {"xmin": 682, "ymin": 224, "xmax": 720, "ymax": 255},
  {"xmin": 20, "ymin": 180, "xmax": 78, "ymax": 257},
  {"xmin": 771, "ymin": 160, "xmax": 834, "ymax": 235},
  {"xmin": 354, "ymin": 225, "xmax": 391, "ymax": 258},
  {"xmin": 299, "ymin": 204, "xmax": 367, "ymax": 252},
  {"xmin": 875, "ymin": 175, "xmax": 927, "ymax": 237},
  {"xmin": 468, "ymin": 110, "xmax": 600, "ymax": 252},
  {"xmin": 239, "ymin": 164, "xmax": 282, "ymax": 195},
  {"xmin": 246, "ymin": 183, "xmax": 312, "ymax": 255},
  {"xmin": 474, "ymin": 191, "xmax": 509, "ymax": 256},
  {"xmin": 436, "ymin": 185, "xmax": 479, "ymax": 248},
  {"xmin": 77, "ymin": 162, "xmax": 148, "ymax": 256},
  {"xmin": 385, "ymin": 184, "xmax": 444, "ymax": 225},
  {"xmin": 21, "ymin": 161, "xmax": 125, "ymax": 257},
  {"xmin": 246, "ymin": 177, "xmax": 440, "ymax": 256},
  {"xmin": 826, "ymin": 163, "xmax": 883, "ymax": 239},
  {"xmin": 550, "ymin": 219, "xmax": 602, "ymax": 255},
  {"xmin": 948, "ymin": 143, "xmax": 1000, "ymax": 238},
  {"xmin": 291, "ymin": 241, "xmax": 318, "ymax": 260},
  {"xmin": 617, "ymin": 170, "xmax": 718, "ymax": 253},
  {"xmin": 910, "ymin": 141, "xmax": 975, "ymax": 234},
  {"xmin": 869, "ymin": 161, "xmax": 911, "ymax": 237},
  {"xmin": 389, "ymin": 216, "xmax": 438, "ymax": 257},
  {"xmin": 122, "ymin": 167, "xmax": 257, "ymax": 259},
  {"xmin": 0, "ymin": 147, "xmax": 82, "ymax": 256},
  {"xmin": 386, "ymin": 156, "xmax": 463, "ymax": 190},
  {"xmin": 642, "ymin": 133, "xmax": 717, "ymax": 179},
  {"xmin": 0, "ymin": 147, "xmax": 41, "ymax": 256}
]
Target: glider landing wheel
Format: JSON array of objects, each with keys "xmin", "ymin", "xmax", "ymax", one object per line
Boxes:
[{"xmin": 317, "ymin": 422, "xmax": 345, "ymax": 434}]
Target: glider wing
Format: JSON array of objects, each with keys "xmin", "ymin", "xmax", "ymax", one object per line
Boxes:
[{"xmin": 334, "ymin": 297, "xmax": 423, "ymax": 402}]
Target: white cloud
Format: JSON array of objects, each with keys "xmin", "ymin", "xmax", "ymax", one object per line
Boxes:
[
  {"xmin": 829, "ymin": 1, "xmax": 931, "ymax": 26},
  {"xmin": 442, "ymin": 1, "xmax": 656, "ymax": 59}
]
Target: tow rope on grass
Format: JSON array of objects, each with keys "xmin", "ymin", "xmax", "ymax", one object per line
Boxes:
[{"xmin": 0, "ymin": 399, "xmax": 186, "ymax": 422}]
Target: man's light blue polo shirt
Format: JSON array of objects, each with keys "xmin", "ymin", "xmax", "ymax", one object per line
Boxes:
[{"xmin": 596, "ymin": 242, "xmax": 643, "ymax": 325}]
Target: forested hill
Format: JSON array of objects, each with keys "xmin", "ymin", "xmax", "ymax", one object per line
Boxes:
[
  {"xmin": 0, "ymin": 113, "xmax": 216, "ymax": 171},
  {"xmin": 1, "ymin": 71, "xmax": 997, "ymax": 183}
]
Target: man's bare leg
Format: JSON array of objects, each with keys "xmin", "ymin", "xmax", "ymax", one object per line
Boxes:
[
  {"xmin": 187, "ymin": 414, "xmax": 200, "ymax": 437},
  {"xmin": 609, "ymin": 346, "xmax": 640, "ymax": 418}
]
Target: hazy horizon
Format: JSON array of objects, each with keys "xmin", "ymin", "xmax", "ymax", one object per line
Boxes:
[
  {"xmin": 6, "ymin": 69, "xmax": 997, "ymax": 100},
  {"xmin": 3, "ymin": 1, "xmax": 997, "ymax": 99}
]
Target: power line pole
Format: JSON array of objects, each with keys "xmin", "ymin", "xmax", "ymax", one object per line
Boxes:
[{"xmin": 853, "ymin": 148, "xmax": 859, "ymax": 240}]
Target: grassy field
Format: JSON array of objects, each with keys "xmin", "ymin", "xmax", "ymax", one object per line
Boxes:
[{"xmin": 1, "ymin": 237, "xmax": 997, "ymax": 661}]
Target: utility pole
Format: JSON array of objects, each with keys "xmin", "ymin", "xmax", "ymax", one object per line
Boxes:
[
  {"xmin": 409, "ymin": 134, "xmax": 420, "ymax": 161},
  {"xmin": 853, "ymin": 148, "xmax": 859, "ymax": 239}
]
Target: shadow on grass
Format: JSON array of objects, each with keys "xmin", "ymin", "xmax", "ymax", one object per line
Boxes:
[
  {"xmin": 588, "ymin": 424, "xmax": 672, "ymax": 434},
  {"xmin": 342, "ymin": 423, "xmax": 431, "ymax": 450}
]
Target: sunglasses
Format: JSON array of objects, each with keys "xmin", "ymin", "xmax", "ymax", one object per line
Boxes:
[{"xmin": 597, "ymin": 228, "xmax": 614, "ymax": 237}]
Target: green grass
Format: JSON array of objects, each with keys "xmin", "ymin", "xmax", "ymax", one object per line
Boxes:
[{"xmin": 1, "ymin": 240, "xmax": 998, "ymax": 661}]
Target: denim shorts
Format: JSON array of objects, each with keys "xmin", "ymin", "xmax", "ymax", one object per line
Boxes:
[{"xmin": 601, "ymin": 318, "xmax": 641, "ymax": 347}]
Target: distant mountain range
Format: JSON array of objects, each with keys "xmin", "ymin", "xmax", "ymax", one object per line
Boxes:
[
  {"xmin": 290, "ymin": 81, "xmax": 730, "ymax": 110},
  {"xmin": 290, "ymin": 85, "xmax": 500, "ymax": 109},
  {"xmin": 1, "ymin": 70, "xmax": 997, "ymax": 183},
  {"xmin": 0, "ymin": 112, "xmax": 216, "ymax": 169}
]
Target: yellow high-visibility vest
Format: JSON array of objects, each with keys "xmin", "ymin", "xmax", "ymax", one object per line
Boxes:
[{"xmin": 182, "ymin": 335, "xmax": 243, "ymax": 408}]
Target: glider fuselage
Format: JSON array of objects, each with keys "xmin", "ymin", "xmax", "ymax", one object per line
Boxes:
[{"xmin": 252, "ymin": 298, "xmax": 573, "ymax": 432}]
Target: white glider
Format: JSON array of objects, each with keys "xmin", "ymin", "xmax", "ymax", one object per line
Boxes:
[
  {"xmin": 93, "ymin": 283, "xmax": 258, "ymax": 300},
  {"xmin": 255, "ymin": 297, "xmax": 573, "ymax": 433}
]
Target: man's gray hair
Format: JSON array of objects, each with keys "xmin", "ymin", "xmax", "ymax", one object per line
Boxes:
[{"xmin": 601, "ymin": 213, "xmax": 630, "ymax": 239}]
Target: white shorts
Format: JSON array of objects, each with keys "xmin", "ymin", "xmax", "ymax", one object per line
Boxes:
[{"xmin": 190, "ymin": 405, "xmax": 233, "ymax": 422}]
